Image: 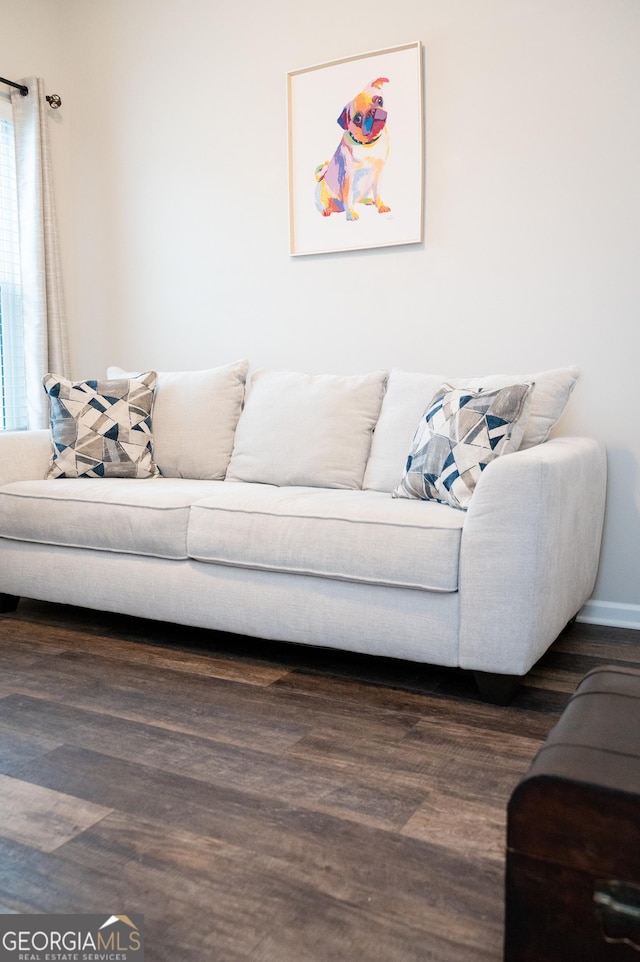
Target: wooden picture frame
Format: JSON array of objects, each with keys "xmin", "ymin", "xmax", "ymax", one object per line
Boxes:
[{"xmin": 287, "ymin": 41, "xmax": 424, "ymax": 256}]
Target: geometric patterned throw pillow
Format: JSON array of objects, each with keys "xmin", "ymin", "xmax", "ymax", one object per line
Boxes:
[
  {"xmin": 43, "ymin": 372, "xmax": 160, "ymax": 479},
  {"xmin": 392, "ymin": 381, "xmax": 533, "ymax": 510}
]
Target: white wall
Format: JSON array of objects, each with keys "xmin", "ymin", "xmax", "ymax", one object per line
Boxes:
[{"xmin": 6, "ymin": 0, "xmax": 640, "ymax": 624}]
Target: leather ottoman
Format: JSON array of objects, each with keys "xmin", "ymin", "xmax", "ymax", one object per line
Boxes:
[{"xmin": 504, "ymin": 665, "xmax": 640, "ymax": 961}]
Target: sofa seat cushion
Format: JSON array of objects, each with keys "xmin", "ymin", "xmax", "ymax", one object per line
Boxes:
[
  {"xmin": 187, "ymin": 483, "xmax": 464, "ymax": 591},
  {"xmin": 0, "ymin": 479, "xmax": 224, "ymax": 559}
]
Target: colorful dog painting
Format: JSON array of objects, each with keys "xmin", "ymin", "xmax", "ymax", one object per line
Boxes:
[{"xmin": 315, "ymin": 77, "xmax": 390, "ymax": 221}]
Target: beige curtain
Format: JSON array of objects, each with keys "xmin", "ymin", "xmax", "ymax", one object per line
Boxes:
[{"xmin": 11, "ymin": 76, "xmax": 69, "ymax": 430}]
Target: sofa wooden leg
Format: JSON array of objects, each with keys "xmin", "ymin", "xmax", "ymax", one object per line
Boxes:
[
  {"xmin": 473, "ymin": 670, "xmax": 522, "ymax": 706},
  {"xmin": 0, "ymin": 594, "xmax": 20, "ymax": 613}
]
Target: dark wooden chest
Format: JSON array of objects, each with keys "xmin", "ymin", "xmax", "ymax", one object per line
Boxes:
[{"xmin": 504, "ymin": 665, "xmax": 640, "ymax": 961}]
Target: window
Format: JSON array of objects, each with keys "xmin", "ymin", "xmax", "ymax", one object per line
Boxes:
[{"xmin": 0, "ymin": 97, "xmax": 26, "ymax": 430}]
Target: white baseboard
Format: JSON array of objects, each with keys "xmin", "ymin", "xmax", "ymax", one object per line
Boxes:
[{"xmin": 577, "ymin": 600, "xmax": 640, "ymax": 631}]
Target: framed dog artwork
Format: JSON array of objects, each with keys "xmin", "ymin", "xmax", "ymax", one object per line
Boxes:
[{"xmin": 287, "ymin": 41, "xmax": 423, "ymax": 256}]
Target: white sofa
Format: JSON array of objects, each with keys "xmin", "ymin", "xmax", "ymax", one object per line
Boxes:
[{"xmin": 0, "ymin": 361, "xmax": 607, "ymax": 703}]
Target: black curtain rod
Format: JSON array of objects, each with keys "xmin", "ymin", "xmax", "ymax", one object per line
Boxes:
[{"xmin": 0, "ymin": 76, "xmax": 28, "ymax": 96}]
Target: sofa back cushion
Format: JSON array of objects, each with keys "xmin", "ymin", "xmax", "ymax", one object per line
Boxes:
[
  {"xmin": 107, "ymin": 360, "xmax": 249, "ymax": 479},
  {"xmin": 226, "ymin": 368, "xmax": 388, "ymax": 489},
  {"xmin": 364, "ymin": 366, "xmax": 579, "ymax": 492}
]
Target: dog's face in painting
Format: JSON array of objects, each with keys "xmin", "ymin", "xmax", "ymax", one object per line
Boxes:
[
  {"xmin": 337, "ymin": 81, "xmax": 388, "ymax": 145},
  {"xmin": 315, "ymin": 77, "xmax": 391, "ymax": 221}
]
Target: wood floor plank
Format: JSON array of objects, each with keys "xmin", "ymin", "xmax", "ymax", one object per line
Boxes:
[
  {"xmin": 401, "ymin": 791, "xmax": 507, "ymax": 862},
  {"xmin": 553, "ymin": 634, "xmax": 640, "ymax": 659},
  {"xmin": 554, "ymin": 622, "xmax": 640, "ymax": 651},
  {"xmin": 0, "ymin": 694, "xmax": 425, "ymax": 831},
  {"xmin": 0, "ymin": 655, "xmax": 312, "ymax": 752},
  {"xmin": 287, "ymin": 713, "xmax": 540, "ymax": 809},
  {"xmin": 0, "ymin": 834, "xmax": 142, "ymax": 913},
  {"xmin": 0, "ymin": 645, "xmax": 423, "ymax": 751},
  {"xmin": 0, "ymin": 716, "xmax": 62, "ymax": 775},
  {"xmin": 0, "ymin": 613, "xmax": 292, "ymax": 686},
  {"xmin": 0, "ymin": 772, "xmax": 112, "ymax": 852}
]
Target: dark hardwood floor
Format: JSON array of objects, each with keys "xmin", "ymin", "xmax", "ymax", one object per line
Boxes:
[{"xmin": 0, "ymin": 600, "xmax": 638, "ymax": 961}]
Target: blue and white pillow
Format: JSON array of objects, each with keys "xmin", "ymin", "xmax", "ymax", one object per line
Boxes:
[
  {"xmin": 393, "ymin": 381, "xmax": 533, "ymax": 510},
  {"xmin": 43, "ymin": 372, "xmax": 160, "ymax": 479}
]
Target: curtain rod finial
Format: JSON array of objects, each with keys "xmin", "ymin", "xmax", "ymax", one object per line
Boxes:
[{"xmin": 46, "ymin": 94, "xmax": 62, "ymax": 109}]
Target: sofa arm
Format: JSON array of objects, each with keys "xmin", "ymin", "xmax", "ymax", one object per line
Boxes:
[
  {"xmin": 0, "ymin": 430, "xmax": 51, "ymax": 486},
  {"xmin": 458, "ymin": 437, "xmax": 607, "ymax": 677}
]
